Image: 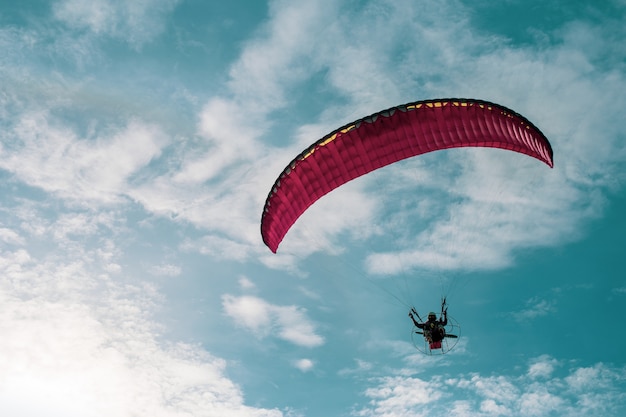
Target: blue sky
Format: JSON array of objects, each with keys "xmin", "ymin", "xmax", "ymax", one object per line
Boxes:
[{"xmin": 0, "ymin": 0, "xmax": 625, "ymax": 416}]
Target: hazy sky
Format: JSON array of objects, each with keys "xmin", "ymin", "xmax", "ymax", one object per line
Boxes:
[{"xmin": 0, "ymin": 1, "xmax": 625, "ymax": 416}]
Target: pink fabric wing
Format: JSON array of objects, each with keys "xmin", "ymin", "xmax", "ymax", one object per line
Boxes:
[{"xmin": 261, "ymin": 99, "xmax": 553, "ymax": 253}]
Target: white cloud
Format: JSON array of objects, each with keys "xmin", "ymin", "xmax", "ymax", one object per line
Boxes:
[
  {"xmin": 276, "ymin": 179, "xmax": 381, "ymax": 256},
  {"xmin": 181, "ymin": 235, "xmax": 254, "ymax": 263},
  {"xmin": 564, "ymin": 364, "xmax": 618, "ymax": 392},
  {"xmin": 480, "ymin": 399, "xmax": 511, "ymax": 416},
  {"xmin": 527, "ymin": 355, "xmax": 558, "ymax": 379},
  {"xmin": 511, "ymin": 296, "xmax": 557, "ymax": 322},
  {"xmin": 359, "ymin": 376, "xmax": 443, "ymax": 417},
  {"xmin": 293, "ymin": 358, "xmax": 315, "ymax": 372},
  {"xmin": 180, "ymin": 98, "xmax": 262, "ymax": 185},
  {"xmin": 239, "ymin": 276, "xmax": 257, "ymax": 291},
  {"xmin": 357, "ymin": 356, "xmax": 626, "ymax": 417},
  {"xmin": 149, "ymin": 263, "xmax": 182, "ymax": 277},
  {"xmin": 0, "ymin": 250, "xmax": 282, "ymax": 417},
  {"xmin": 222, "ymin": 294, "xmax": 324, "ymax": 348},
  {"xmin": 0, "ymin": 113, "xmax": 166, "ymax": 206},
  {"xmin": 468, "ymin": 375, "xmax": 520, "ymax": 404},
  {"xmin": 226, "ymin": 0, "xmax": 338, "ymax": 111},
  {"xmin": 519, "ymin": 390, "xmax": 564, "ymax": 416},
  {"xmin": 52, "ymin": 0, "xmax": 180, "ymax": 47},
  {"xmin": 0, "ymin": 301, "xmax": 282, "ymax": 417},
  {"xmin": 338, "ymin": 359, "xmax": 374, "ymax": 377},
  {"xmin": 0, "ymin": 227, "xmax": 24, "ymax": 246}
]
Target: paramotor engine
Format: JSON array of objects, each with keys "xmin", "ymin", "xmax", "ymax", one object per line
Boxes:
[
  {"xmin": 411, "ymin": 314, "xmax": 461, "ymax": 355},
  {"xmin": 409, "ymin": 299, "xmax": 460, "ymax": 355}
]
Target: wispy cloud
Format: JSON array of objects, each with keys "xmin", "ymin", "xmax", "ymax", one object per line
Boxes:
[
  {"xmin": 338, "ymin": 359, "xmax": 374, "ymax": 377},
  {"xmin": 238, "ymin": 276, "xmax": 257, "ymax": 291},
  {"xmin": 612, "ymin": 286, "xmax": 626, "ymax": 295},
  {"xmin": 1, "ymin": 112, "xmax": 166, "ymax": 205},
  {"xmin": 148, "ymin": 263, "xmax": 182, "ymax": 277},
  {"xmin": 222, "ymin": 294, "xmax": 324, "ymax": 348},
  {"xmin": 52, "ymin": 0, "xmax": 180, "ymax": 48},
  {"xmin": 511, "ymin": 296, "xmax": 558, "ymax": 322},
  {"xmin": 0, "ymin": 249, "xmax": 282, "ymax": 417},
  {"xmin": 0, "ymin": 227, "xmax": 25, "ymax": 246}
]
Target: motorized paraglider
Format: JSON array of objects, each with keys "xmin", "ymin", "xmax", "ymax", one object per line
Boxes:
[{"xmin": 260, "ymin": 98, "xmax": 553, "ymax": 353}]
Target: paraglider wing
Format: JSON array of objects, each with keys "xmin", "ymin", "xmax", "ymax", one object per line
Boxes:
[{"xmin": 261, "ymin": 98, "xmax": 553, "ymax": 253}]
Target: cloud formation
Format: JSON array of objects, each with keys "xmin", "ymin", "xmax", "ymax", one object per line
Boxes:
[
  {"xmin": 356, "ymin": 356, "xmax": 626, "ymax": 417},
  {"xmin": 0, "ymin": 248, "xmax": 282, "ymax": 417},
  {"xmin": 0, "ymin": 1, "xmax": 624, "ymax": 416},
  {"xmin": 1, "ymin": 112, "xmax": 166, "ymax": 205},
  {"xmin": 53, "ymin": 0, "xmax": 180, "ymax": 47},
  {"xmin": 222, "ymin": 294, "xmax": 324, "ymax": 348}
]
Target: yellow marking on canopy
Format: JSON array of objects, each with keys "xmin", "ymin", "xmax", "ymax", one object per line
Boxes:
[{"xmin": 299, "ymin": 124, "xmax": 357, "ymax": 161}]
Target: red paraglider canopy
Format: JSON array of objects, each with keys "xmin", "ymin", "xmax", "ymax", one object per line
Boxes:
[{"xmin": 261, "ymin": 98, "xmax": 553, "ymax": 253}]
